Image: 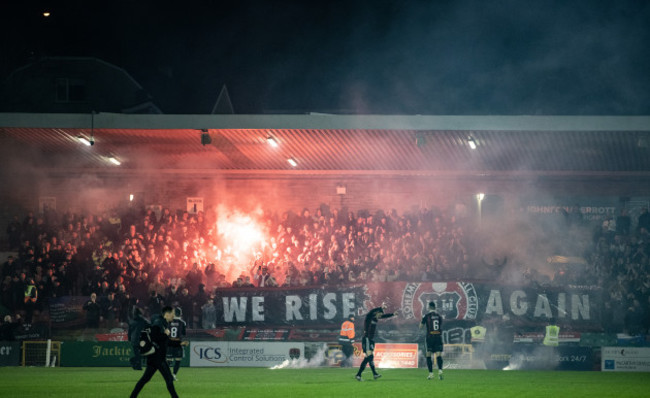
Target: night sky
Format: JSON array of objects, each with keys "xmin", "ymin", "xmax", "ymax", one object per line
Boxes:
[{"xmin": 2, "ymin": 0, "xmax": 650, "ymax": 115}]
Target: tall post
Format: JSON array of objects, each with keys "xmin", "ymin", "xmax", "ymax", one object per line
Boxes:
[{"xmin": 477, "ymin": 193, "xmax": 485, "ymax": 229}]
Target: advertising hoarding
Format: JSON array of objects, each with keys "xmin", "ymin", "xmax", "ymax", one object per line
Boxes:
[
  {"xmin": 190, "ymin": 341, "xmax": 304, "ymax": 367},
  {"xmin": 602, "ymin": 347, "xmax": 650, "ymax": 372}
]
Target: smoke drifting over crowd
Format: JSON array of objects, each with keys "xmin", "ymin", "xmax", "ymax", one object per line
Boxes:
[
  {"xmin": 2, "ymin": 1, "xmax": 650, "ymax": 378},
  {"xmin": 0, "ymin": 127, "xmax": 631, "ymax": 290}
]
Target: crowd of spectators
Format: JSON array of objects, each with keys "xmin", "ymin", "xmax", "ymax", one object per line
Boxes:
[
  {"xmin": 0, "ymin": 204, "xmax": 473, "ymax": 328},
  {"xmin": 0, "ymin": 203, "xmax": 648, "ymax": 335},
  {"xmin": 582, "ymin": 208, "xmax": 650, "ymax": 335}
]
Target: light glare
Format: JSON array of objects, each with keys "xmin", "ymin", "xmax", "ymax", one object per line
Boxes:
[{"xmin": 216, "ymin": 207, "xmax": 267, "ymax": 281}]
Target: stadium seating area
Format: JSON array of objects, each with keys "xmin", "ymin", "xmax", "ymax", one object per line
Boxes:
[{"xmin": 1, "ymin": 203, "xmax": 649, "ymax": 334}]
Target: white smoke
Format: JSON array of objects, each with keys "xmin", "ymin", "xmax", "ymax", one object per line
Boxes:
[
  {"xmin": 270, "ymin": 345, "xmax": 328, "ymax": 369},
  {"xmin": 504, "ymin": 346, "xmax": 560, "ymax": 371}
]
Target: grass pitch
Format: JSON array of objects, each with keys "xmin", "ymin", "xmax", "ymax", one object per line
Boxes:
[{"xmin": 1, "ymin": 367, "xmax": 649, "ymax": 398}]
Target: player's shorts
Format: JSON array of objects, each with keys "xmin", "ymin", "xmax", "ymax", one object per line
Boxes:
[
  {"xmin": 425, "ymin": 334, "xmax": 443, "ymax": 354},
  {"xmin": 362, "ymin": 337, "xmax": 375, "ymax": 353},
  {"xmin": 167, "ymin": 345, "xmax": 184, "ymax": 359}
]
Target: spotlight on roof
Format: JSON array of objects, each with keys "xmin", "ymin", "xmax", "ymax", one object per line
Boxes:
[
  {"xmin": 267, "ymin": 136, "xmax": 279, "ymax": 148},
  {"xmin": 468, "ymin": 137, "xmax": 477, "ymax": 150},
  {"xmin": 78, "ymin": 136, "xmax": 93, "ymax": 146},
  {"xmin": 108, "ymin": 157, "xmax": 121, "ymax": 166},
  {"xmin": 287, "ymin": 157, "xmax": 298, "ymax": 167},
  {"xmin": 200, "ymin": 129, "xmax": 212, "ymax": 146}
]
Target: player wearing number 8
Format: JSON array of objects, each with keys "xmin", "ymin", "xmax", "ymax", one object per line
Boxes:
[
  {"xmin": 420, "ymin": 302, "xmax": 444, "ymax": 380},
  {"xmin": 130, "ymin": 306, "xmax": 179, "ymax": 398},
  {"xmin": 167, "ymin": 307, "xmax": 188, "ymax": 381}
]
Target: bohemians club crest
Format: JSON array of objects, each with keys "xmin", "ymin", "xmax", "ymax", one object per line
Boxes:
[{"xmin": 401, "ymin": 282, "xmax": 479, "ymax": 321}]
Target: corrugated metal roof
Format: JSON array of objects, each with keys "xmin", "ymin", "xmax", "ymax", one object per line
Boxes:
[{"xmin": 2, "ymin": 124, "xmax": 650, "ymax": 175}]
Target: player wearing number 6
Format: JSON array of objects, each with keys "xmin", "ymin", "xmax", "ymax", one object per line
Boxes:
[
  {"xmin": 167, "ymin": 307, "xmax": 188, "ymax": 381},
  {"xmin": 420, "ymin": 301, "xmax": 444, "ymax": 380}
]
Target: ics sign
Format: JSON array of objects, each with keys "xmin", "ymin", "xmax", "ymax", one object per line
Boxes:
[{"xmin": 190, "ymin": 341, "xmax": 304, "ymax": 367}]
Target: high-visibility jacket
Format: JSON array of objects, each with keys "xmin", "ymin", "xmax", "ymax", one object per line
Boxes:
[
  {"xmin": 543, "ymin": 325, "xmax": 560, "ymax": 346},
  {"xmin": 24, "ymin": 284, "xmax": 38, "ymax": 303},
  {"xmin": 470, "ymin": 325, "xmax": 487, "ymax": 343},
  {"xmin": 339, "ymin": 320, "xmax": 355, "ymax": 342}
]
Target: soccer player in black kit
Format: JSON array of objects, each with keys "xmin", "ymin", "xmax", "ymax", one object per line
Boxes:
[
  {"xmin": 130, "ymin": 306, "xmax": 179, "ymax": 398},
  {"xmin": 355, "ymin": 306, "xmax": 396, "ymax": 381},
  {"xmin": 420, "ymin": 301, "xmax": 444, "ymax": 380},
  {"xmin": 167, "ymin": 307, "xmax": 188, "ymax": 381}
]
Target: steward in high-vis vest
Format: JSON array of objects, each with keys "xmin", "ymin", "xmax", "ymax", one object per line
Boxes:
[
  {"xmin": 339, "ymin": 315, "xmax": 355, "ymax": 367},
  {"xmin": 24, "ymin": 279, "xmax": 38, "ymax": 324},
  {"xmin": 543, "ymin": 322, "xmax": 560, "ymax": 346}
]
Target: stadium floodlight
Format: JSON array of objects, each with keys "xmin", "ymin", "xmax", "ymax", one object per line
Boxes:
[
  {"xmin": 108, "ymin": 157, "xmax": 121, "ymax": 166},
  {"xmin": 77, "ymin": 136, "xmax": 93, "ymax": 146},
  {"xmin": 267, "ymin": 136, "xmax": 279, "ymax": 148},
  {"xmin": 200, "ymin": 129, "xmax": 212, "ymax": 146}
]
